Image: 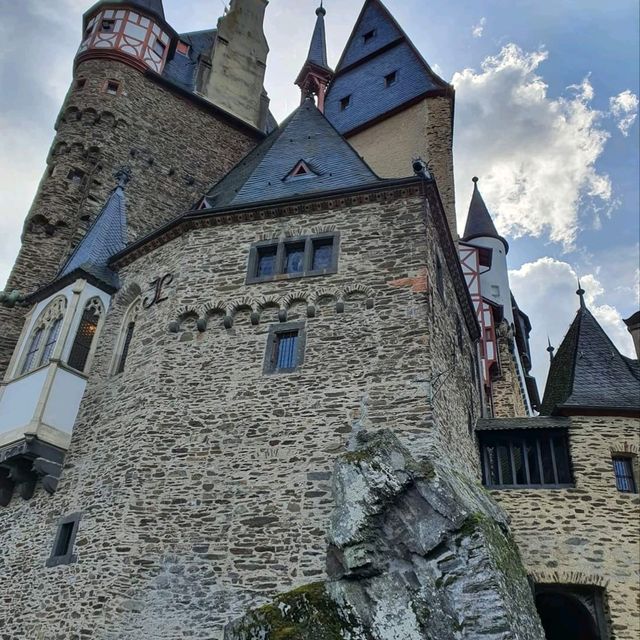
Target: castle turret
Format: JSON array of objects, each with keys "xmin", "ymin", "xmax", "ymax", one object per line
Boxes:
[
  {"xmin": 204, "ymin": 0, "xmax": 270, "ymax": 130},
  {"xmin": 295, "ymin": 3, "xmax": 333, "ymax": 112}
]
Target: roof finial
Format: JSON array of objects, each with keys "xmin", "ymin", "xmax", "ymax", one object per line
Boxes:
[
  {"xmin": 114, "ymin": 166, "xmax": 132, "ymax": 189},
  {"xmin": 576, "ymin": 278, "xmax": 586, "ymax": 308},
  {"xmin": 317, "ymin": 1, "xmax": 326, "ymax": 17},
  {"xmin": 472, "ymin": 176, "xmax": 479, "ymax": 184},
  {"xmin": 546, "ymin": 336, "xmax": 555, "ymax": 362}
]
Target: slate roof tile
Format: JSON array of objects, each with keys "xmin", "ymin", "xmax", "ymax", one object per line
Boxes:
[{"xmin": 163, "ymin": 29, "xmax": 216, "ymax": 92}]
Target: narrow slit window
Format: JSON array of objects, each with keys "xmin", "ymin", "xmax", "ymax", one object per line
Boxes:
[
  {"xmin": 39, "ymin": 318, "xmax": 63, "ymax": 366},
  {"xmin": 116, "ymin": 322, "xmax": 136, "ymax": 374},
  {"xmin": 436, "ymin": 255, "xmax": 444, "ymax": 298},
  {"xmin": 613, "ymin": 456, "xmax": 637, "ymax": 493},
  {"xmin": 340, "ymin": 95, "xmax": 352, "ymax": 111},
  {"xmin": 47, "ymin": 513, "xmax": 81, "ymax": 567},
  {"xmin": 21, "ymin": 328, "xmax": 44, "ymax": 375},
  {"xmin": 68, "ymin": 307, "xmax": 100, "ymax": 372}
]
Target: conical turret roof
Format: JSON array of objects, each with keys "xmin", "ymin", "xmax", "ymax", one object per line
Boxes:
[
  {"xmin": 462, "ymin": 177, "xmax": 508, "ymax": 251},
  {"xmin": 305, "ymin": 4, "xmax": 331, "ymax": 71},
  {"xmin": 58, "ymin": 170, "xmax": 130, "ymax": 290},
  {"xmin": 541, "ymin": 291, "xmax": 640, "ymax": 415}
]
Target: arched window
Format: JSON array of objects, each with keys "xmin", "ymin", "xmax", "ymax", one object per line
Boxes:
[
  {"xmin": 68, "ymin": 298, "xmax": 104, "ymax": 373},
  {"xmin": 113, "ymin": 297, "xmax": 142, "ymax": 375},
  {"xmin": 19, "ymin": 296, "xmax": 67, "ymax": 375}
]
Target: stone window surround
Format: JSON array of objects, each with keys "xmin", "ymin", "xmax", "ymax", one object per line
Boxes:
[
  {"xmin": 611, "ymin": 453, "xmax": 638, "ymax": 494},
  {"xmin": 46, "ymin": 512, "xmax": 82, "ymax": 568},
  {"xmin": 110, "ymin": 296, "xmax": 143, "ymax": 376},
  {"xmin": 263, "ymin": 321, "xmax": 307, "ymax": 375},
  {"xmin": 479, "ymin": 428, "xmax": 574, "ymax": 490},
  {"xmin": 246, "ymin": 232, "xmax": 339, "ymax": 284}
]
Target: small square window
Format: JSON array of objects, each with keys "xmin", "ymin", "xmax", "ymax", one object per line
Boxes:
[
  {"xmin": 256, "ymin": 246, "xmax": 278, "ymax": 279},
  {"xmin": 76, "ymin": 78, "xmax": 87, "ymax": 91},
  {"xmin": 340, "ymin": 95, "xmax": 352, "ymax": 111},
  {"xmin": 264, "ymin": 323, "xmax": 306, "ymax": 374},
  {"xmin": 284, "ymin": 243, "xmax": 305, "ymax": 275},
  {"xmin": 47, "ymin": 513, "xmax": 81, "ymax": 567},
  {"xmin": 105, "ymin": 80, "xmax": 120, "ymax": 95},
  {"xmin": 311, "ymin": 238, "xmax": 334, "ymax": 272},
  {"xmin": 385, "ymin": 71, "xmax": 398, "ymax": 87},
  {"xmin": 478, "ymin": 247, "xmax": 493, "ymax": 268},
  {"xmin": 613, "ymin": 456, "xmax": 637, "ymax": 493},
  {"xmin": 101, "ymin": 19, "xmax": 115, "ymax": 33},
  {"xmin": 152, "ymin": 38, "xmax": 166, "ymax": 58},
  {"xmin": 67, "ymin": 168, "xmax": 85, "ymax": 186},
  {"xmin": 363, "ymin": 29, "xmax": 376, "ymax": 44},
  {"xmin": 176, "ymin": 41, "xmax": 190, "ymax": 56}
]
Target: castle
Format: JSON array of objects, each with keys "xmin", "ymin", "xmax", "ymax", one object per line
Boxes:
[{"xmin": 0, "ymin": 1, "xmax": 638, "ymax": 638}]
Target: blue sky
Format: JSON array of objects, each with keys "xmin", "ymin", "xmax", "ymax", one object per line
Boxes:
[{"xmin": 0, "ymin": 0, "xmax": 638, "ymax": 389}]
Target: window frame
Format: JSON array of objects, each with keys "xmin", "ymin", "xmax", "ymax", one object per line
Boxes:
[
  {"xmin": 247, "ymin": 233, "xmax": 340, "ymax": 284},
  {"xmin": 263, "ymin": 322, "xmax": 307, "ymax": 375},
  {"xmin": 67, "ymin": 297, "xmax": 105, "ymax": 374},
  {"xmin": 46, "ymin": 512, "xmax": 82, "ymax": 568},
  {"xmin": 612, "ymin": 455, "xmax": 637, "ymax": 493},
  {"xmin": 479, "ymin": 428, "xmax": 574, "ymax": 490},
  {"xmin": 111, "ymin": 297, "xmax": 142, "ymax": 376},
  {"xmin": 384, "ymin": 70, "xmax": 399, "ymax": 88},
  {"xmin": 152, "ymin": 37, "xmax": 167, "ymax": 58}
]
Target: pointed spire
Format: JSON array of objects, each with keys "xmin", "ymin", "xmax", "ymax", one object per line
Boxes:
[
  {"xmin": 57, "ymin": 167, "xmax": 130, "ymax": 289},
  {"xmin": 295, "ymin": 3, "xmax": 333, "ymax": 112},
  {"xmin": 546, "ymin": 337, "xmax": 555, "ymax": 362},
  {"xmin": 462, "ymin": 177, "xmax": 509, "ymax": 252},
  {"xmin": 576, "ymin": 279, "xmax": 586, "ymax": 308}
]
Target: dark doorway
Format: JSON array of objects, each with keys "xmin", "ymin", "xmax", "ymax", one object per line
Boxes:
[{"xmin": 536, "ymin": 591, "xmax": 600, "ymax": 640}]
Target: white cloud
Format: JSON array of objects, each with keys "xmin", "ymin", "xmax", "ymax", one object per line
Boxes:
[
  {"xmin": 453, "ymin": 44, "xmax": 614, "ymax": 249},
  {"xmin": 509, "ymin": 257, "xmax": 635, "ymax": 391},
  {"xmin": 472, "ymin": 17, "xmax": 486, "ymax": 39},
  {"xmin": 609, "ymin": 90, "xmax": 639, "ymax": 136}
]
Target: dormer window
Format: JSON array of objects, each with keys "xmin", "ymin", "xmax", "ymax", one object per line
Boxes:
[
  {"xmin": 363, "ymin": 29, "xmax": 376, "ymax": 44},
  {"xmin": 385, "ymin": 71, "xmax": 398, "ymax": 87},
  {"xmin": 340, "ymin": 95, "xmax": 352, "ymax": 111},
  {"xmin": 176, "ymin": 41, "xmax": 190, "ymax": 56},
  {"xmin": 286, "ymin": 160, "xmax": 316, "ymax": 181},
  {"xmin": 100, "ymin": 19, "xmax": 115, "ymax": 33}
]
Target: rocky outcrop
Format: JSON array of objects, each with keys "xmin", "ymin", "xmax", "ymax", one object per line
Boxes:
[{"xmin": 224, "ymin": 430, "xmax": 545, "ymax": 640}]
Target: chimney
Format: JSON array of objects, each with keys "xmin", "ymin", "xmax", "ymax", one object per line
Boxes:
[{"xmin": 623, "ymin": 311, "xmax": 640, "ymax": 359}]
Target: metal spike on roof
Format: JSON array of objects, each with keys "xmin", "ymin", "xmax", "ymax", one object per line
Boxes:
[{"xmin": 462, "ymin": 177, "xmax": 508, "ymax": 252}]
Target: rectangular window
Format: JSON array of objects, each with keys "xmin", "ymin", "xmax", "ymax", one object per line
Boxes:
[
  {"xmin": 248, "ymin": 233, "xmax": 339, "ymax": 284},
  {"xmin": 152, "ymin": 38, "xmax": 166, "ymax": 58},
  {"xmin": 105, "ymin": 80, "xmax": 120, "ymax": 95},
  {"xmin": 478, "ymin": 247, "xmax": 493, "ymax": 268},
  {"xmin": 385, "ymin": 71, "xmax": 398, "ymax": 87},
  {"xmin": 47, "ymin": 513, "xmax": 81, "ymax": 567},
  {"xmin": 264, "ymin": 323, "xmax": 306, "ymax": 374},
  {"xmin": 176, "ymin": 41, "xmax": 190, "ymax": 56},
  {"xmin": 75, "ymin": 78, "xmax": 87, "ymax": 91},
  {"xmin": 480, "ymin": 429, "xmax": 573, "ymax": 489},
  {"xmin": 613, "ymin": 456, "xmax": 637, "ymax": 493},
  {"xmin": 340, "ymin": 95, "xmax": 351, "ymax": 111},
  {"xmin": 100, "ymin": 19, "xmax": 115, "ymax": 32}
]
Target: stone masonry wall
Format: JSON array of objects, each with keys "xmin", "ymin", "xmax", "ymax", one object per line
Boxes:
[
  {"xmin": 0, "ymin": 193, "xmax": 479, "ymax": 639},
  {"xmin": 491, "ymin": 328, "xmax": 528, "ymax": 418},
  {"xmin": 347, "ymin": 97, "xmax": 457, "ymax": 238},
  {"xmin": 0, "ymin": 58, "xmax": 258, "ymax": 377},
  {"xmin": 493, "ymin": 415, "xmax": 640, "ymax": 639}
]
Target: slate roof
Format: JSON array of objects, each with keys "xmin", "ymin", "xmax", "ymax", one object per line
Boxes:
[
  {"xmin": 462, "ymin": 178, "xmax": 508, "ymax": 251},
  {"xmin": 202, "ymin": 99, "xmax": 380, "ymax": 210},
  {"xmin": 57, "ymin": 183, "xmax": 128, "ymax": 290},
  {"xmin": 306, "ymin": 6, "xmax": 331, "ymax": 71},
  {"xmin": 540, "ymin": 303, "xmax": 640, "ymax": 415},
  {"xmin": 324, "ymin": 0, "xmax": 450, "ymax": 136},
  {"xmin": 163, "ymin": 29, "xmax": 216, "ymax": 92}
]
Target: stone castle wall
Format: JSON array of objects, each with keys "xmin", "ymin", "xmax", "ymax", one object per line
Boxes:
[
  {"xmin": 347, "ymin": 97, "xmax": 457, "ymax": 238},
  {"xmin": 0, "ymin": 192, "xmax": 480, "ymax": 639},
  {"xmin": 0, "ymin": 58, "xmax": 259, "ymax": 377},
  {"xmin": 493, "ymin": 415, "xmax": 640, "ymax": 639},
  {"xmin": 491, "ymin": 329, "xmax": 529, "ymax": 418}
]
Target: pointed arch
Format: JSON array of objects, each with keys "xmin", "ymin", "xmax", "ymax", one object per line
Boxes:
[
  {"xmin": 68, "ymin": 297, "xmax": 106, "ymax": 374},
  {"xmin": 111, "ymin": 296, "xmax": 142, "ymax": 375}
]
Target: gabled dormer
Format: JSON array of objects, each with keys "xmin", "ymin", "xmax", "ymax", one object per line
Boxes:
[{"xmin": 0, "ymin": 170, "xmax": 130, "ymax": 506}]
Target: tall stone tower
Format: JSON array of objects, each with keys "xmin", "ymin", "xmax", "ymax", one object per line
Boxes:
[{"xmin": 0, "ymin": 0, "xmax": 273, "ymax": 378}]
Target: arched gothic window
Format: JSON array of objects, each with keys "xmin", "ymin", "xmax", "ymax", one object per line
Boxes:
[
  {"xmin": 68, "ymin": 298, "xmax": 105, "ymax": 373},
  {"xmin": 20, "ymin": 296, "xmax": 67, "ymax": 375},
  {"xmin": 113, "ymin": 297, "xmax": 142, "ymax": 375}
]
